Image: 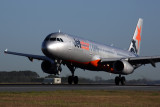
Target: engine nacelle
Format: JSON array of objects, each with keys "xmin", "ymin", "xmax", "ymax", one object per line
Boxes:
[
  {"xmin": 113, "ymin": 60, "xmax": 134, "ymax": 75},
  {"xmin": 41, "ymin": 61, "xmax": 58, "ymax": 74}
]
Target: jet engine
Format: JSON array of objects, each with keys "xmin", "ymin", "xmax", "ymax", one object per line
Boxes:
[
  {"xmin": 113, "ymin": 60, "xmax": 134, "ymax": 74},
  {"xmin": 41, "ymin": 61, "xmax": 58, "ymax": 74}
]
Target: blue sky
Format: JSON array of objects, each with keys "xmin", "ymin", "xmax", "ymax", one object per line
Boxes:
[{"xmin": 0, "ymin": 0, "xmax": 160, "ymax": 80}]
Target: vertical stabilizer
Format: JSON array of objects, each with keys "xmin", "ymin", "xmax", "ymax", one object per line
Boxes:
[{"xmin": 128, "ymin": 18, "xmax": 143, "ymax": 55}]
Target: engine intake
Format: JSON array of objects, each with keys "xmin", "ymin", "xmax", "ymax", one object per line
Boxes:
[
  {"xmin": 41, "ymin": 61, "xmax": 58, "ymax": 74},
  {"xmin": 113, "ymin": 60, "xmax": 134, "ymax": 74}
]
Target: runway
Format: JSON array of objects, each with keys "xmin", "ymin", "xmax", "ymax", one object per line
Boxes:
[{"xmin": 0, "ymin": 84, "xmax": 159, "ymax": 92}]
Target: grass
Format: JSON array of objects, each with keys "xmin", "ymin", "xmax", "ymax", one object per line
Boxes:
[{"xmin": 0, "ymin": 90, "xmax": 160, "ymax": 107}]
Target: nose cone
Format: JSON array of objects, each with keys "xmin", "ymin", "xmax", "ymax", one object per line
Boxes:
[
  {"xmin": 42, "ymin": 41, "xmax": 48, "ymax": 56},
  {"xmin": 47, "ymin": 42, "xmax": 64, "ymax": 51},
  {"xmin": 42, "ymin": 41, "xmax": 64, "ymax": 58}
]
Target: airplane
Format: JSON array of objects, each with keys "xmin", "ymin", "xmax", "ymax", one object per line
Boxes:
[{"xmin": 4, "ymin": 18, "xmax": 160, "ymax": 85}]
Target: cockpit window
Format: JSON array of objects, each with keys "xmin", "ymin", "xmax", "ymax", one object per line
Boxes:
[
  {"xmin": 60, "ymin": 38, "xmax": 63, "ymax": 42},
  {"xmin": 50, "ymin": 38, "xmax": 56, "ymax": 41},
  {"xmin": 48, "ymin": 37, "xmax": 64, "ymax": 42},
  {"xmin": 57, "ymin": 38, "xmax": 60, "ymax": 41},
  {"xmin": 44, "ymin": 37, "xmax": 49, "ymax": 41},
  {"xmin": 44, "ymin": 33, "xmax": 53, "ymax": 41}
]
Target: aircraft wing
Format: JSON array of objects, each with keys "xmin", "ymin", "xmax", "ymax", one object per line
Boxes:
[
  {"xmin": 4, "ymin": 49, "xmax": 53, "ymax": 62},
  {"xmin": 127, "ymin": 56, "xmax": 160, "ymax": 67},
  {"xmin": 100, "ymin": 56, "xmax": 160, "ymax": 67}
]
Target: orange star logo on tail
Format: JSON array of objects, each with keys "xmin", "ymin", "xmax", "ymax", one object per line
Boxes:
[{"xmin": 136, "ymin": 26, "xmax": 141, "ymax": 49}]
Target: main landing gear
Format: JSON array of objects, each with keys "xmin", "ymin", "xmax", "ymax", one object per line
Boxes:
[
  {"xmin": 68, "ymin": 76, "xmax": 78, "ymax": 84},
  {"xmin": 67, "ymin": 65, "xmax": 79, "ymax": 85},
  {"xmin": 115, "ymin": 75, "xmax": 126, "ymax": 85}
]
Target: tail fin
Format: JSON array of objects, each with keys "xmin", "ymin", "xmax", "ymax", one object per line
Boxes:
[{"xmin": 128, "ymin": 18, "xmax": 143, "ymax": 55}]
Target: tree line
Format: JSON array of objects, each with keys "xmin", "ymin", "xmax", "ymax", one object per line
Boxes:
[
  {"xmin": 0, "ymin": 71, "xmax": 40, "ymax": 83},
  {"xmin": 0, "ymin": 71, "xmax": 159, "ymax": 84}
]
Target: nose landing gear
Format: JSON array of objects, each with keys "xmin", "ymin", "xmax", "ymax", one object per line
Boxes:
[{"xmin": 55, "ymin": 59, "xmax": 62, "ymax": 75}]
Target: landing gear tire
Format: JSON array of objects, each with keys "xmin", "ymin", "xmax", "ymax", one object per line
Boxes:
[
  {"xmin": 68, "ymin": 76, "xmax": 79, "ymax": 84},
  {"xmin": 66, "ymin": 64, "xmax": 78, "ymax": 84},
  {"xmin": 121, "ymin": 76, "xmax": 126, "ymax": 85},
  {"xmin": 74, "ymin": 76, "xmax": 78, "ymax": 84},
  {"xmin": 68, "ymin": 76, "xmax": 73, "ymax": 85},
  {"xmin": 115, "ymin": 76, "xmax": 120, "ymax": 85},
  {"xmin": 115, "ymin": 76, "xmax": 126, "ymax": 85}
]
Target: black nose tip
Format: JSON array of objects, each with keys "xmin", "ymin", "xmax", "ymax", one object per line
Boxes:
[
  {"xmin": 42, "ymin": 47, "xmax": 46, "ymax": 53},
  {"xmin": 42, "ymin": 41, "xmax": 47, "ymax": 54}
]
